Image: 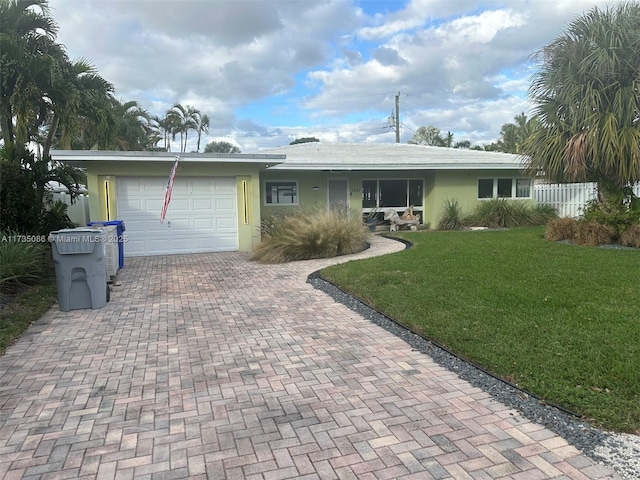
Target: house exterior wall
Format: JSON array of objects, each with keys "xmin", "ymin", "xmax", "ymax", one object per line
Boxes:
[
  {"xmin": 426, "ymin": 170, "xmax": 534, "ymax": 227},
  {"xmin": 83, "ymin": 161, "xmax": 262, "ymax": 252},
  {"xmin": 260, "ymin": 168, "xmax": 530, "ymax": 229}
]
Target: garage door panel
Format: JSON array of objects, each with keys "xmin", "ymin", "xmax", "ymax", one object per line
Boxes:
[
  {"xmin": 116, "ymin": 176, "xmax": 238, "ymax": 256},
  {"xmin": 216, "ymin": 218, "xmax": 236, "ymax": 230},
  {"xmin": 194, "ymin": 218, "xmax": 214, "ymax": 229}
]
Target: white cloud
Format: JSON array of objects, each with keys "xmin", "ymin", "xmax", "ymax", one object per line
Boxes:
[{"xmin": 46, "ymin": 0, "xmax": 629, "ymax": 150}]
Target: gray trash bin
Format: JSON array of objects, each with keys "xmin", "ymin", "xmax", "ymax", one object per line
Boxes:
[{"xmin": 48, "ymin": 228, "xmax": 109, "ymax": 311}]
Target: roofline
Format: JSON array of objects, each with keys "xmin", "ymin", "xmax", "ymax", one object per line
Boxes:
[
  {"xmin": 51, "ymin": 150, "xmax": 286, "ymax": 164},
  {"xmin": 268, "ymin": 163, "xmax": 526, "ymax": 171}
]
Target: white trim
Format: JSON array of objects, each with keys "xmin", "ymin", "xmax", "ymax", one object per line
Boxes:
[{"xmin": 477, "ymin": 177, "xmax": 533, "ymax": 200}]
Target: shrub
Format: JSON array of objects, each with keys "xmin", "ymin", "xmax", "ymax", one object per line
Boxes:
[
  {"xmin": 574, "ymin": 221, "xmax": 615, "ymax": 246},
  {"xmin": 530, "ymin": 204, "xmax": 559, "ymax": 225},
  {"xmin": 437, "ymin": 199, "xmax": 464, "ymax": 230},
  {"xmin": 465, "ymin": 199, "xmax": 556, "ymax": 228},
  {"xmin": 620, "ymin": 224, "xmax": 640, "ymax": 248},
  {"xmin": 40, "ymin": 200, "xmax": 77, "ymax": 235},
  {"xmin": 545, "ymin": 217, "xmax": 578, "ymax": 241},
  {"xmin": 251, "ymin": 208, "xmax": 370, "ymax": 263},
  {"xmin": 582, "ymin": 199, "xmax": 639, "ymax": 240},
  {"xmin": 0, "ymin": 239, "xmax": 53, "ymax": 290}
]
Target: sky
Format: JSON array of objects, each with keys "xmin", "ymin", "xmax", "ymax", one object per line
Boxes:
[{"xmin": 48, "ymin": 0, "xmax": 619, "ymax": 153}]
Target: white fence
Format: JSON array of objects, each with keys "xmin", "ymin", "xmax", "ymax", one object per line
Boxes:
[
  {"xmin": 52, "ymin": 192, "xmax": 90, "ymax": 226},
  {"xmin": 534, "ymin": 182, "xmax": 640, "ymax": 218}
]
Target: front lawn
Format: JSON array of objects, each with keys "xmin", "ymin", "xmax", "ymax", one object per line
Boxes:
[{"xmin": 320, "ymin": 226, "xmax": 640, "ymax": 433}]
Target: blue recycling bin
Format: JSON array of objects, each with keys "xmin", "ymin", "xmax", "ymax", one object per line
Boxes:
[{"xmin": 88, "ymin": 220, "xmax": 126, "ymax": 268}]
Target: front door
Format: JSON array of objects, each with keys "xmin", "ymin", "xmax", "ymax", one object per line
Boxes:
[{"xmin": 328, "ymin": 178, "xmax": 349, "ymax": 215}]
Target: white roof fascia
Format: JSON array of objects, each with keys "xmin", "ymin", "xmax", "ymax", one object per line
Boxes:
[
  {"xmin": 268, "ymin": 163, "xmax": 523, "ymax": 171},
  {"xmin": 51, "ymin": 150, "xmax": 285, "ymax": 165}
]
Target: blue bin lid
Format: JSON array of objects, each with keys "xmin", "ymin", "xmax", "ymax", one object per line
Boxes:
[{"xmin": 88, "ymin": 220, "xmax": 125, "ymax": 231}]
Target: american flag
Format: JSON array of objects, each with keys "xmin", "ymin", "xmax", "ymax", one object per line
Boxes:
[{"xmin": 160, "ymin": 156, "xmax": 180, "ymax": 223}]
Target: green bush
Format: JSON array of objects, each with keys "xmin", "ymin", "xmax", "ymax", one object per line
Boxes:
[
  {"xmin": 0, "ymin": 239, "xmax": 53, "ymax": 290},
  {"xmin": 465, "ymin": 199, "xmax": 557, "ymax": 228},
  {"xmin": 437, "ymin": 199, "xmax": 464, "ymax": 230},
  {"xmin": 251, "ymin": 209, "xmax": 370, "ymax": 263},
  {"xmin": 40, "ymin": 200, "xmax": 77, "ymax": 234},
  {"xmin": 582, "ymin": 199, "xmax": 640, "ymax": 240}
]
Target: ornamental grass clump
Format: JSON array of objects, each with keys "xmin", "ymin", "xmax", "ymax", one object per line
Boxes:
[
  {"xmin": 437, "ymin": 199, "xmax": 464, "ymax": 230},
  {"xmin": 251, "ymin": 209, "xmax": 370, "ymax": 263},
  {"xmin": 620, "ymin": 224, "xmax": 640, "ymax": 248},
  {"xmin": 544, "ymin": 217, "xmax": 578, "ymax": 241},
  {"xmin": 574, "ymin": 221, "xmax": 615, "ymax": 246},
  {"xmin": 465, "ymin": 199, "xmax": 557, "ymax": 228}
]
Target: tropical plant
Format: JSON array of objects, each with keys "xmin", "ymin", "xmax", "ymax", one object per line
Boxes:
[
  {"xmin": 166, "ymin": 103, "xmax": 201, "ymax": 152},
  {"xmin": 0, "ymin": 145, "xmax": 85, "ymax": 234},
  {"xmin": 498, "ymin": 112, "xmax": 540, "ymax": 154},
  {"xmin": 0, "ymin": 0, "xmax": 59, "ymax": 146},
  {"xmin": 523, "ymin": 3, "xmax": 640, "ymax": 206},
  {"xmin": 204, "ymin": 140, "xmax": 241, "ymax": 154},
  {"xmin": 195, "ymin": 113, "xmax": 210, "ymax": 152}
]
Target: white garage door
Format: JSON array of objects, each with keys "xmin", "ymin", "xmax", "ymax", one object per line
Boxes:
[{"xmin": 117, "ymin": 176, "xmax": 238, "ymax": 256}]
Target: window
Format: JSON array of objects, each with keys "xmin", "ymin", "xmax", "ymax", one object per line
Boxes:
[
  {"xmin": 497, "ymin": 179, "xmax": 512, "ymax": 198},
  {"xmin": 516, "ymin": 179, "xmax": 531, "ymax": 198},
  {"xmin": 265, "ymin": 181, "xmax": 298, "ymax": 205},
  {"xmin": 477, "ymin": 178, "xmax": 532, "ymax": 199},
  {"xmin": 361, "ymin": 179, "xmax": 424, "ymax": 208},
  {"xmin": 478, "ymin": 179, "xmax": 494, "ymax": 199}
]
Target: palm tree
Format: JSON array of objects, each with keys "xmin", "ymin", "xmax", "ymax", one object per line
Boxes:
[
  {"xmin": 499, "ymin": 112, "xmax": 539, "ymax": 154},
  {"xmin": 196, "ymin": 114, "xmax": 209, "ymax": 152},
  {"xmin": 522, "ymin": 3, "xmax": 640, "ymax": 203},
  {"xmin": 44, "ymin": 58, "xmax": 115, "ymax": 156},
  {"xmin": 166, "ymin": 103, "xmax": 201, "ymax": 152},
  {"xmin": 0, "ymin": 0, "xmax": 60, "ymax": 146}
]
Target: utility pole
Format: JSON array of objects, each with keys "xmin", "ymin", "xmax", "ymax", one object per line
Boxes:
[{"xmin": 395, "ymin": 91, "xmax": 400, "ymax": 143}]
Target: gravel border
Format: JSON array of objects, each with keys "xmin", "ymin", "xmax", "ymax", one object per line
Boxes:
[{"xmin": 307, "ymin": 238, "xmax": 640, "ymax": 479}]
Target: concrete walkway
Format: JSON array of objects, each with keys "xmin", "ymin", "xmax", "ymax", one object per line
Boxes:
[{"xmin": 0, "ymin": 236, "xmax": 620, "ymax": 479}]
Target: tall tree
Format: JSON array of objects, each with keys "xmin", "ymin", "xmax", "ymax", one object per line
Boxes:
[
  {"xmin": 0, "ymin": 0, "xmax": 60, "ymax": 146},
  {"xmin": 499, "ymin": 112, "xmax": 539, "ymax": 154},
  {"xmin": 408, "ymin": 126, "xmax": 445, "ymax": 146},
  {"xmin": 522, "ymin": 2, "xmax": 640, "ymax": 203},
  {"xmin": 204, "ymin": 140, "xmax": 241, "ymax": 154},
  {"xmin": 196, "ymin": 113, "xmax": 209, "ymax": 152},
  {"xmin": 166, "ymin": 103, "xmax": 201, "ymax": 152},
  {"xmin": 45, "ymin": 58, "xmax": 114, "ymax": 156}
]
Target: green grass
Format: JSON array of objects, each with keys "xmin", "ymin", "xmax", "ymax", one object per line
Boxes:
[
  {"xmin": 0, "ymin": 281, "xmax": 57, "ymax": 355},
  {"xmin": 321, "ymin": 226, "xmax": 640, "ymax": 433}
]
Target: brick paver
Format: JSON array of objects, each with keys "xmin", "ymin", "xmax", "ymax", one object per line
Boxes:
[{"xmin": 0, "ymin": 236, "xmax": 621, "ymax": 479}]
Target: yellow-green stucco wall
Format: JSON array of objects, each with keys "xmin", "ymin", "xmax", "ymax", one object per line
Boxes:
[{"xmin": 260, "ymin": 169, "xmax": 531, "ymax": 228}]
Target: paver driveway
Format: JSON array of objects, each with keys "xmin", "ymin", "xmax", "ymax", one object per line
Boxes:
[{"xmin": 0, "ymin": 236, "xmax": 620, "ymax": 479}]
